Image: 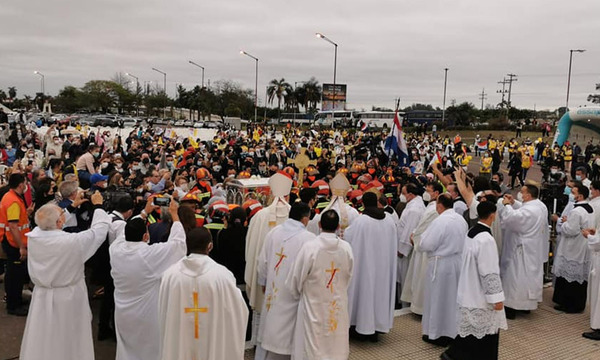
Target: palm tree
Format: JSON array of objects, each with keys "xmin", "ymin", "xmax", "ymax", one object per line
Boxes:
[
  {"xmin": 267, "ymin": 78, "xmax": 291, "ymax": 122},
  {"xmin": 301, "ymin": 77, "xmax": 322, "ymax": 111},
  {"xmin": 8, "ymin": 86, "xmax": 17, "ymax": 99}
]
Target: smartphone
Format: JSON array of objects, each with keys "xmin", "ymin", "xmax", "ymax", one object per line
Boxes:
[{"xmin": 153, "ymin": 197, "xmax": 171, "ymax": 207}]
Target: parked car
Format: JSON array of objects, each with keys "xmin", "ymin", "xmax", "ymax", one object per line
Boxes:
[
  {"xmin": 204, "ymin": 121, "xmax": 221, "ymax": 128},
  {"xmin": 193, "ymin": 122, "xmax": 204, "ymax": 128},
  {"xmin": 174, "ymin": 120, "xmax": 185, "ymax": 127},
  {"xmin": 184, "ymin": 120, "xmax": 194, "ymax": 127}
]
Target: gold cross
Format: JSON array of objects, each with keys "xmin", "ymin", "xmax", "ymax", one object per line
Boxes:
[
  {"xmin": 326, "ymin": 261, "xmax": 339, "ymax": 293},
  {"xmin": 274, "ymin": 247, "xmax": 287, "ymax": 275},
  {"xmin": 287, "ymin": 148, "xmax": 317, "ymax": 188},
  {"xmin": 184, "ymin": 292, "xmax": 208, "ymax": 339}
]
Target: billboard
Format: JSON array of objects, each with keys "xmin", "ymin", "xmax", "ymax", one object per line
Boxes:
[{"xmin": 322, "ymin": 83, "xmax": 347, "ymax": 111}]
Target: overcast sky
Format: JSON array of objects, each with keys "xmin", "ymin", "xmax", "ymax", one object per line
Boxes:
[{"xmin": 1, "ymin": 0, "xmax": 599, "ymax": 112}]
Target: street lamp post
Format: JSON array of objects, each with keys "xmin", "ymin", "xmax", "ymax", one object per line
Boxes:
[
  {"xmin": 442, "ymin": 68, "xmax": 449, "ymax": 124},
  {"xmin": 188, "ymin": 61, "xmax": 205, "ymax": 89},
  {"xmin": 34, "ymin": 71, "xmax": 45, "ymax": 110},
  {"xmin": 152, "ymin": 67, "xmax": 167, "ymax": 118},
  {"xmin": 566, "ymin": 49, "xmax": 586, "ymax": 111},
  {"xmin": 316, "ymin": 33, "xmax": 338, "ymax": 114},
  {"xmin": 125, "ymin": 72, "xmax": 140, "ymax": 116},
  {"xmin": 240, "ymin": 50, "xmax": 259, "ymax": 123}
]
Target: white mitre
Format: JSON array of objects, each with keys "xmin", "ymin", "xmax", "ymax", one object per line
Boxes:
[
  {"xmin": 324, "ymin": 173, "xmax": 351, "ymax": 228},
  {"xmin": 267, "ymin": 172, "xmax": 293, "ymax": 226}
]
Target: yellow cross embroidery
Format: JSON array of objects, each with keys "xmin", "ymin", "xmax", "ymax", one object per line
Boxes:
[
  {"xmin": 184, "ymin": 292, "xmax": 208, "ymax": 339},
  {"xmin": 326, "ymin": 261, "xmax": 339, "ymax": 294}
]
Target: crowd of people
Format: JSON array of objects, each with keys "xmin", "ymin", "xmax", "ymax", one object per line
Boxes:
[{"xmin": 1, "ymin": 117, "xmax": 600, "ymax": 360}]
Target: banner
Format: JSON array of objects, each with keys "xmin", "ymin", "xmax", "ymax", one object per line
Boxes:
[{"xmin": 322, "ymin": 83, "xmax": 347, "ymax": 111}]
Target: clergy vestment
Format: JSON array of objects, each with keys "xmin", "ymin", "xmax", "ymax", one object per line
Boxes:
[
  {"xmin": 552, "ymin": 202, "xmax": 594, "ymax": 312},
  {"xmin": 20, "ymin": 208, "xmax": 111, "ymax": 360},
  {"xmin": 396, "ymin": 196, "xmax": 426, "ymax": 304},
  {"xmin": 256, "ymin": 219, "xmax": 316, "ymax": 358},
  {"xmin": 401, "ymin": 200, "xmax": 439, "ymax": 314},
  {"xmin": 445, "ymin": 223, "xmax": 507, "ymax": 360},
  {"xmin": 498, "ymin": 199, "xmax": 549, "ymax": 310},
  {"xmin": 158, "ymin": 254, "xmax": 248, "ymax": 360},
  {"xmin": 418, "ymin": 209, "xmax": 468, "ymax": 340},
  {"xmin": 346, "ymin": 208, "xmax": 398, "ymax": 335},
  {"xmin": 590, "ymin": 196, "xmax": 600, "ymax": 229},
  {"xmin": 468, "ymin": 197, "xmax": 503, "ymax": 254},
  {"xmin": 286, "ymin": 232, "xmax": 354, "ymax": 360},
  {"xmin": 110, "ymin": 221, "xmax": 187, "ymax": 360},
  {"xmin": 587, "ymin": 233, "xmax": 600, "ymax": 330}
]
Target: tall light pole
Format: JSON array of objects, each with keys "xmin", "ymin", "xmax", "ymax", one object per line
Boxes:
[
  {"xmin": 125, "ymin": 72, "xmax": 140, "ymax": 116},
  {"xmin": 152, "ymin": 67, "xmax": 167, "ymax": 118},
  {"xmin": 34, "ymin": 71, "xmax": 45, "ymax": 110},
  {"xmin": 316, "ymin": 33, "xmax": 338, "ymax": 113},
  {"xmin": 188, "ymin": 61, "xmax": 205, "ymax": 89},
  {"xmin": 240, "ymin": 50, "xmax": 259, "ymax": 123},
  {"xmin": 442, "ymin": 68, "xmax": 449, "ymax": 124},
  {"xmin": 144, "ymin": 81, "xmax": 153, "ymax": 96},
  {"xmin": 566, "ymin": 49, "xmax": 586, "ymax": 111}
]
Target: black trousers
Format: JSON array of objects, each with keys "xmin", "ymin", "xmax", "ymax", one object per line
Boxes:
[
  {"xmin": 445, "ymin": 333, "xmax": 499, "ymax": 360},
  {"xmin": 2, "ymin": 239, "xmax": 28, "ymax": 310},
  {"xmin": 553, "ymin": 276, "xmax": 587, "ymax": 313}
]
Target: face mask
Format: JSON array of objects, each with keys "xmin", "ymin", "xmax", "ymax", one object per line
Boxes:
[
  {"xmin": 400, "ymin": 194, "xmax": 407, "ymax": 203},
  {"xmin": 249, "ymin": 152, "xmax": 255, "ymax": 156},
  {"xmin": 137, "ymin": 187, "xmax": 145, "ymax": 193},
  {"xmin": 564, "ymin": 187, "xmax": 572, "ymax": 196},
  {"xmin": 115, "ymin": 163, "xmax": 122, "ymax": 168},
  {"xmin": 101, "ymin": 183, "xmax": 108, "ymax": 189},
  {"xmin": 179, "ymin": 183, "xmax": 189, "ymax": 192},
  {"xmin": 308, "ymin": 176, "xmax": 316, "ymax": 182},
  {"xmin": 101, "ymin": 162, "xmax": 109, "ymax": 169},
  {"xmin": 517, "ymin": 192, "xmax": 523, "ymax": 202},
  {"xmin": 28, "ymin": 153, "xmax": 34, "ymax": 158},
  {"xmin": 576, "ymin": 175, "xmax": 582, "ymax": 181},
  {"xmin": 259, "ymin": 166, "xmax": 267, "ymax": 172},
  {"xmin": 228, "ymin": 174, "xmax": 235, "ymax": 178},
  {"xmin": 167, "ymin": 161, "xmax": 173, "ymax": 167},
  {"xmin": 550, "ymin": 169, "xmax": 558, "ymax": 175},
  {"xmin": 21, "ymin": 148, "xmax": 27, "ymax": 152},
  {"xmin": 423, "ymin": 192, "xmax": 432, "ymax": 202},
  {"xmin": 213, "ymin": 165, "xmax": 222, "ymax": 172},
  {"xmin": 568, "ymin": 193, "xmax": 575, "ymax": 203},
  {"xmin": 54, "ymin": 140, "xmax": 60, "ymax": 145},
  {"xmin": 93, "ymin": 152, "xmax": 100, "ymax": 158}
]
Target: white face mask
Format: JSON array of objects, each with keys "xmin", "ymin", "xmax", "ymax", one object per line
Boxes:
[
  {"xmin": 423, "ymin": 192, "xmax": 432, "ymax": 202},
  {"xmin": 101, "ymin": 162, "xmax": 109, "ymax": 169},
  {"xmin": 399, "ymin": 194, "xmax": 407, "ymax": 203},
  {"xmin": 178, "ymin": 183, "xmax": 189, "ymax": 193},
  {"xmin": 550, "ymin": 169, "xmax": 558, "ymax": 174},
  {"xmin": 517, "ymin": 192, "xmax": 523, "ymax": 202}
]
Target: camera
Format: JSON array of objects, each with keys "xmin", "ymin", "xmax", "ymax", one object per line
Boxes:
[{"xmin": 153, "ymin": 196, "xmax": 171, "ymax": 207}]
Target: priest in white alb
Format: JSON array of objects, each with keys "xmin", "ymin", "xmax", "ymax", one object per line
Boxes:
[
  {"xmin": 346, "ymin": 192, "xmax": 398, "ymax": 341},
  {"xmin": 286, "ymin": 210, "xmax": 354, "ymax": 360},
  {"xmin": 396, "ymin": 183, "xmax": 426, "ymax": 308},
  {"xmin": 418, "ymin": 193, "xmax": 468, "ymax": 346},
  {"xmin": 245, "ymin": 172, "xmax": 293, "ymax": 345},
  {"xmin": 443, "ymin": 201, "xmax": 507, "ymax": 360},
  {"xmin": 497, "ymin": 184, "xmax": 549, "ymax": 319},
  {"xmin": 552, "ymin": 183, "xmax": 594, "ymax": 314},
  {"xmin": 256, "ymin": 202, "xmax": 316, "ymax": 359},
  {"xmin": 158, "ymin": 227, "xmax": 248, "ymax": 360},
  {"xmin": 110, "ymin": 198, "xmax": 187, "ymax": 360},
  {"xmin": 582, "ymin": 226, "xmax": 600, "ymax": 341},
  {"xmin": 20, "ymin": 192, "xmax": 110, "ymax": 360},
  {"xmin": 401, "ymin": 181, "xmax": 443, "ymax": 315},
  {"xmin": 307, "ymin": 173, "xmax": 359, "ymax": 238}
]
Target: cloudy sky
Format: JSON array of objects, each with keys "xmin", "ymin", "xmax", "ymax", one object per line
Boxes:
[{"xmin": 1, "ymin": 0, "xmax": 599, "ymax": 111}]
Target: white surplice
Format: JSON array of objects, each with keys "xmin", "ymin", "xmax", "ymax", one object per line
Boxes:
[
  {"xmin": 245, "ymin": 199, "xmax": 290, "ymax": 311},
  {"xmin": 590, "ymin": 196, "xmax": 600, "ymax": 230},
  {"xmin": 110, "ymin": 221, "xmax": 187, "ymax": 360},
  {"xmin": 346, "ymin": 211, "xmax": 398, "ymax": 335},
  {"xmin": 257, "ymin": 219, "xmax": 316, "ymax": 357},
  {"xmin": 20, "ymin": 209, "xmax": 111, "ymax": 360},
  {"xmin": 498, "ymin": 199, "xmax": 549, "ymax": 310},
  {"xmin": 587, "ymin": 233, "xmax": 600, "ymax": 329},
  {"xmin": 418, "ymin": 209, "xmax": 468, "ymax": 339},
  {"xmin": 401, "ymin": 200, "xmax": 439, "ymax": 314},
  {"xmin": 286, "ymin": 232, "xmax": 354, "ymax": 360},
  {"xmin": 468, "ymin": 197, "xmax": 503, "ymax": 254},
  {"xmin": 396, "ymin": 196, "xmax": 426, "ymax": 294},
  {"xmin": 553, "ymin": 202, "xmax": 594, "ymax": 284},
  {"xmin": 456, "ymin": 223, "xmax": 508, "ymax": 339},
  {"xmin": 158, "ymin": 254, "xmax": 248, "ymax": 360}
]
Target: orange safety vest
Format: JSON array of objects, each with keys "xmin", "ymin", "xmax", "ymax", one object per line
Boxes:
[{"xmin": 0, "ymin": 189, "xmax": 30, "ymax": 248}]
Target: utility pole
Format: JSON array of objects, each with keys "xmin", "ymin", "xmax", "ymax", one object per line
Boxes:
[
  {"xmin": 497, "ymin": 78, "xmax": 509, "ymax": 107},
  {"xmin": 479, "ymin": 88, "xmax": 487, "ymax": 111},
  {"xmin": 506, "ymin": 73, "xmax": 518, "ymax": 109},
  {"xmin": 442, "ymin": 68, "xmax": 449, "ymax": 123}
]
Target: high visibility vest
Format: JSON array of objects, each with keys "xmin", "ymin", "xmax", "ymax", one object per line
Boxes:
[
  {"xmin": 195, "ymin": 214, "xmax": 205, "ymax": 227},
  {"xmin": 522, "ymin": 155, "xmax": 532, "ymax": 169},
  {"xmin": 204, "ymin": 223, "xmax": 224, "ymax": 231},
  {"xmin": 0, "ymin": 189, "xmax": 30, "ymax": 248}
]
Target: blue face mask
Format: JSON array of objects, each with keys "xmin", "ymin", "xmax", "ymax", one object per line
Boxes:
[
  {"xmin": 564, "ymin": 187, "xmax": 572, "ymax": 196},
  {"xmin": 568, "ymin": 193, "xmax": 575, "ymax": 203}
]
